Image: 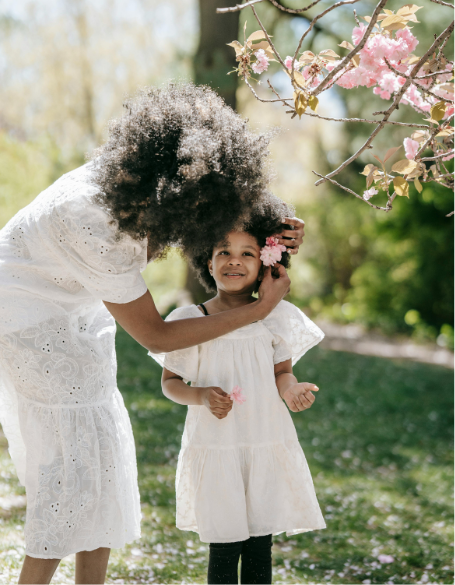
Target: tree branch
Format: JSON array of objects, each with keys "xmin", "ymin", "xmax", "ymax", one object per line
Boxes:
[
  {"xmin": 315, "ymin": 20, "xmax": 455, "ymax": 186},
  {"xmin": 310, "ymin": 0, "xmax": 388, "ymax": 97},
  {"xmin": 217, "ymin": 0, "xmax": 263, "ymax": 13},
  {"xmin": 312, "ymin": 172, "xmax": 391, "ymax": 211}
]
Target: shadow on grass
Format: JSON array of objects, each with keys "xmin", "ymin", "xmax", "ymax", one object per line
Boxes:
[{"xmin": 114, "ymin": 327, "xmax": 453, "ymax": 584}]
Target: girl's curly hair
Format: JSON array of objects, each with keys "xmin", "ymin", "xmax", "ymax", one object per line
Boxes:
[
  {"xmin": 190, "ymin": 192, "xmax": 295, "ymax": 292},
  {"xmin": 89, "ymin": 83, "xmax": 275, "ymax": 259}
]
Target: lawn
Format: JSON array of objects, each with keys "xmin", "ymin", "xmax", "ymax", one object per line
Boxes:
[{"xmin": 0, "ymin": 327, "xmax": 453, "ymax": 584}]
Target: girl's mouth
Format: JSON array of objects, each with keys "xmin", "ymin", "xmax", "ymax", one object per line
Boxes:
[{"xmin": 224, "ymin": 272, "xmax": 244, "ymax": 279}]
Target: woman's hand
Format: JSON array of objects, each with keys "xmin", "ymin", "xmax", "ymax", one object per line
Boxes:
[
  {"xmin": 276, "ymin": 217, "xmax": 305, "ymax": 256},
  {"xmin": 282, "ymin": 382, "xmax": 319, "ymax": 413},
  {"xmin": 200, "ymin": 386, "xmax": 233, "ymax": 419},
  {"xmin": 257, "ymin": 264, "xmax": 291, "ymax": 317}
]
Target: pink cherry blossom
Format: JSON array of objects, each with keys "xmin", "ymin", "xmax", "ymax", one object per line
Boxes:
[
  {"xmin": 252, "ymin": 49, "xmax": 269, "ymax": 74},
  {"xmin": 380, "ymin": 72, "xmax": 400, "ymax": 94},
  {"xmin": 404, "ymin": 137, "xmax": 420, "ymax": 160},
  {"xmin": 380, "ymin": 90, "xmax": 391, "ymax": 100},
  {"xmin": 442, "ymin": 151, "xmax": 454, "ymax": 161},
  {"xmin": 284, "ymin": 55, "xmax": 300, "ymax": 71},
  {"xmin": 363, "ymin": 187, "xmax": 378, "ymax": 200},
  {"xmin": 230, "ymin": 385, "xmax": 246, "ymax": 404},
  {"xmin": 260, "ymin": 237, "xmax": 287, "ymax": 267},
  {"xmin": 378, "ymin": 554, "xmax": 395, "ymax": 564},
  {"xmin": 352, "ymin": 23, "xmax": 367, "ymax": 45},
  {"xmin": 396, "ymin": 28, "xmax": 418, "ymax": 53}
]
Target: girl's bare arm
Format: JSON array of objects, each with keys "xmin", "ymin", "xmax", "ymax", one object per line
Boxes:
[
  {"xmin": 274, "ymin": 359, "xmax": 319, "ymax": 413},
  {"xmin": 104, "ymin": 265, "xmax": 290, "ymax": 354},
  {"xmin": 161, "ymin": 368, "xmax": 232, "ymax": 419}
]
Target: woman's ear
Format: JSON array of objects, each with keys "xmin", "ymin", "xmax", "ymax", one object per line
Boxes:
[{"xmin": 207, "ymin": 259, "xmax": 213, "ymax": 276}]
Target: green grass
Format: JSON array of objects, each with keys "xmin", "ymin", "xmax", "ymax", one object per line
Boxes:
[{"xmin": 0, "ymin": 328, "xmax": 453, "ymax": 584}]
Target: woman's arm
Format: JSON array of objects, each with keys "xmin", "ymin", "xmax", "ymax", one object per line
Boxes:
[
  {"xmin": 274, "ymin": 359, "xmax": 319, "ymax": 413},
  {"xmin": 104, "ymin": 264, "xmax": 290, "ymax": 354},
  {"xmin": 162, "ymin": 368, "xmax": 233, "ymax": 419}
]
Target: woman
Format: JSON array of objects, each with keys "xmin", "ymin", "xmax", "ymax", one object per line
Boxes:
[{"xmin": 0, "ymin": 83, "xmax": 304, "ymax": 584}]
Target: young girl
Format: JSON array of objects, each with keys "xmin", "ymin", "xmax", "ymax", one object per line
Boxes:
[{"xmin": 150, "ymin": 196, "xmax": 325, "ymax": 584}]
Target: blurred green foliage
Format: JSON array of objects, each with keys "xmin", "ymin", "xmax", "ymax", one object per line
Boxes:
[{"xmin": 291, "ymin": 156, "xmax": 454, "ymax": 347}]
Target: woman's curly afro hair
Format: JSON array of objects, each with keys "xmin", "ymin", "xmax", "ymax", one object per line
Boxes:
[
  {"xmin": 190, "ymin": 192, "xmax": 295, "ymax": 292},
  {"xmin": 89, "ymin": 82, "xmax": 275, "ymax": 260}
]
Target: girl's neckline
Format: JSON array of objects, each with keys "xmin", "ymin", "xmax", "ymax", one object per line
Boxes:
[
  {"xmin": 197, "ymin": 302, "xmax": 258, "ymax": 324},
  {"xmin": 198, "ymin": 303, "xmax": 209, "ymax": 316}
]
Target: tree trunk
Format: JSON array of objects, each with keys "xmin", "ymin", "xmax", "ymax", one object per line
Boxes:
[{"xmin": 185, "ymin": 0, "xmax": 240, "ymax": 303}]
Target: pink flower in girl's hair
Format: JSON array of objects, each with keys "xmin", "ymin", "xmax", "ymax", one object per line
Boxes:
[
  {"xmin": 230, "ymin": 385, "xmax": 246, "ymax": 404},
  {"xmin": 260, "ymin": 237, "xmax": 287, "ymax": 267}
]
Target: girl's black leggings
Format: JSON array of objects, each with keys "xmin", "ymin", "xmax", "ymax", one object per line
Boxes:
[{"xmin": 207, "ymin": 534, "xmax": 272, "ymax": 584}]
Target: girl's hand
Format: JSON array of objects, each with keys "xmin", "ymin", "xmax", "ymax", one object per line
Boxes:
[
  {"xmin": 283, "ymin": 383, "xmax": 319, "ymax": 413},
  {"xmin": 200, "ymin": 386, "xmax": 233, "ymax": 419},
  {"xmin": 257, "ymin": 264, "xmax": 291, "ymax": 317},
  {"xmin": 276, "ymin": 217, "xmax": 305, "ymax": 256}
]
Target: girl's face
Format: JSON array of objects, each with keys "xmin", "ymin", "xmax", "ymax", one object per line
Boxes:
[{"xmin": 208, "ymin": 231, "xmax": 262, "ymax": 295}]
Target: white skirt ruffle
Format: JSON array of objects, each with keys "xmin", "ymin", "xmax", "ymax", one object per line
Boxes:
[{"xmin": 175, "ymin": 440, "xmax": 326, "ymax": 543}]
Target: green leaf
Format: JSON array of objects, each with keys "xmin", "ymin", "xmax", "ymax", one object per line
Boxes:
[
  {"xmin": 430, "ymin": 101, "xmax": 447, "ymax": 122},
  {"xmin": 414, "ymin": 177, "xmax": 423, "ymax": 193},
  {"xmin": 392, "ymin": 159, "xmax": 418, "ymax": 174},
  {"xmin": 393, "ymin": 176, "xmax": 410, "ymax": 197},
  {"xmin": 247, "ymin": 30, "xmax": 269, "ymax": 43},
  {"xmin": 308, "ymin": 95, "xmax": 319, "ymax": 112}
]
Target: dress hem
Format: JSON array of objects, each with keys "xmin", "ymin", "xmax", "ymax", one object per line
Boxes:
[
  {"xmin": 176, "ymin": 524, "xmax": 326, "ymax": 543},
  {"xmin": 24, "ymin": 530, "xmax": 142, "ymax": 560}
]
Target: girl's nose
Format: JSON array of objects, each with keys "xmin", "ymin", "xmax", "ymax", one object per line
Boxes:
[{"xmin": 228, "ymin": 257, "xmax": 242, "ymax": 265}]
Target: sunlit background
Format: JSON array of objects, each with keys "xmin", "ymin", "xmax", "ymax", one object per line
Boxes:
[{"xmin": 0, "ymin": 1, "xmax": 453, "ymax": 583}]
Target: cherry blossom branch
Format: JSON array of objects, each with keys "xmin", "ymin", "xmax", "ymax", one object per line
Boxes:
[
  {"xmin": 220, "ymin": 0, "xmax": 454, "ymax": 211},
  {"xmin": 421, "ymin": 172, "xmax": 454, "ymax": 180},
  {"xmin": 216, "ymin": 0, "xmax": 263, "ymax": 14},
  {"xmin": 266, "ymin": 79, "xmax": 295, "ymax": 108},
  {"xmin": 267, "ymin": 0, "xmax": 325, "ymax": 13},
  {"xmin": 311, "ymin": 0, "xmax": 388, "ymax": 97},
  {"xmin": 250, "ymin": 5, "xmax": 287, "ymax": 69},
  {"xmin": 313, "ymin": 172, "xmax": 392, "ymax": 211},
  {"xmin": 284, "ymin": 110, "xmax": 431, "ymax": 128},
  {"xmin": 430, "ymin": 0, "xmax": 454, "ymax": 7},
  {"xmin": 420, "ymin": 150, "xmax": 454, "ymax": 161},
  {"xmin": 315, "ymin": 21, "xmax": 455, "ymax": 186},
  {"xmin": 415, "ymin": 69, "xmax": 453, "ymax": 80},
  {"xmin": 383, "ymin": 57, "xmax": 454, "ymax": 104},
  {"xmin": 244, "ymin": 77, "xmax": 293, "ymax": 104},
  {"xmin": 290, "ymin": 0, "xmax": 364, "ymax": 91},
  {"xmin": 416, "ymin": 114, "xmax": 454, "ymax": 157}
]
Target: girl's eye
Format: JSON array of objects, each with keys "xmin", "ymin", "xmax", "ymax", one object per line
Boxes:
[
  {"xmin": 218, "ymin": 251, "xmax": 229, "ymax": 256},
  {"xmin": 243, "ymin": 252, "xmax": 254, "ymax": 257}
]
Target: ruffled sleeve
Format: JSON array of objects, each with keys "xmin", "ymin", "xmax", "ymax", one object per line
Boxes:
[
  {"xmin": 264, "ymin": 300, "xmax": 324, "ymax": 366},
  {"xmin": 148, "ymin": 306, "xmax": 200, "ymax": 384},
  {"xmin": 41, "ymin": 165, "xmax": 148, "ymax": 304}
]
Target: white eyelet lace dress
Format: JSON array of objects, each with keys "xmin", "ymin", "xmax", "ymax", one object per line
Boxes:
[
  {"xmin": 149, "ymin": 302, "xmax": 326, "ymax": 544},
  {"xmin": 0, "ymin": 163, "xmax": 148, "ymax": 559}
]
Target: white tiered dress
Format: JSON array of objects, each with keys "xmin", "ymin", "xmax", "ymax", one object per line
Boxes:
[
  {"xmin": 150, "ymin": 302, "xmax": 326, "ymax": 543},
  {"xmin": 0, "ymin": 163, "xmax": 148, "ymax": 558}
]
